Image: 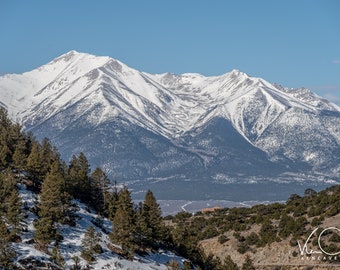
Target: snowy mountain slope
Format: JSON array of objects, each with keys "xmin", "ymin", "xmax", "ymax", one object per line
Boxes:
[
  {"xmin": 15, "ymin": 183, "xmax": 186, "ymax": 270},
  {"xmin": 0, "ymin": 50, "xmax": 339, "ymax": 200}
]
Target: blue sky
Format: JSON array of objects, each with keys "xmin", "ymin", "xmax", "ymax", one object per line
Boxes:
[{"xmin": 1, "ymin": 0, "xmax": 340, "ymax": 104}]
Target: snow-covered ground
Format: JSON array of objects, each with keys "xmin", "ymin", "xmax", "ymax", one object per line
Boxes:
[{"xmin": 14, "ymin": 184, "xmax": 188, "ymax": 269}]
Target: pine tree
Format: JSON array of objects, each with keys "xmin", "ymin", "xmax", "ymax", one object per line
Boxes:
[
  {"xmin": 203, "ymin": 253, "xmax": 223, "ymax": 270},
  {"xmin": 26, "ymin": 140, "xmax": 43, "ymax": 187},
  {"xmin": 107, "ymin": 179, "xmax": 119, "ymax": 220},
  {"xmin": 90, "ymin": 167, "xmax": 110, "ymax": 214},
  {"xmin": 0, "ymin": 218, "xmax": 16, "ymax": 269},
  {"xmin": 223, "ymin": 255, "xmax": 239, "ymax": 270},
  {"xmin": 0, "ymin": 169, "xmax": 16, "ymax": 215},
  {"xmin": 259, "ymin": 220, "xmax": 277, "ymax": 246},
  {"xmin": 9, "ymin": 122, "xmax": 28, "ymax": 170},
  {"xmin": 0, "ymin": 108, "xmax": 13, "ymax": 169},
  {"xmin": 67, "ymin": 152, "xmax": 91, "ymax": 202},
  {"xmin": 39, "ymin": 160, "xmax": 70, "ymax": 223},
  {"xmin": 72, "ymin": 256, "xmax": 81, "ymax": 270},
  {"xmin": 40, "ymin": 138, "xmax": 59, "ymax": 177},
  {"xmin": 34, "ymin": 160, "xmax": 71, "ymax": 247},
  {"xmin": 110, "ymin": 187, "xmax": 136, "ymax": 257},
  {"xmin": 241, "ymin": 255, "xmax": 255, "ymax": 270},
  {"xmin": 50, "ymin": 244, "xmax": 65, "ymax": 267},
  {"xmin": 12, "ymin": 137, "xmax": 28, "ymax": 170},
  {"xmin": 0, "ymin": 140, "xmax": 11, "ymax": 169},
  {"xmin": 81, "ymin": 226, "xmax": 102, "ymax": 262},
  {"xmin": 6, "ymin": 189, "xmax": 23, "ymax": 239},
  {"xmin": 0, "ymin": 108, "xmax": 27, "ymax": 169},
  {"xmin": 137, "ymin": 190, "xmax": 164, "ymax": 247},
  {"xmin": 34, "ymin": 216, "xmax": 56, "ymax": 248}
]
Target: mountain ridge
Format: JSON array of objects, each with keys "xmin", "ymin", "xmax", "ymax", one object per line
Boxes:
[{"xmin": 1, "ymin": 50, "xmax": 339, "ymax": 199}]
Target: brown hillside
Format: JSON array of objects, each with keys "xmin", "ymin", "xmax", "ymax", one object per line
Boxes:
[{"xmin": 200, "ymin": 213, "xmax": 340, "ymax": 269}]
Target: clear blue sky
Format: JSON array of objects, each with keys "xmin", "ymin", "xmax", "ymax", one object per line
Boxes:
[{"xmin": 1, "ymin": 0, "xmax": 340, "ymax": 104}]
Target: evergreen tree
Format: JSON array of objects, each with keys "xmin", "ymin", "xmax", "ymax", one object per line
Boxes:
[
  {"xmin": 9, "ymin": 122, "xmax": 28, "ymax": 170},
  {"xmin": 110, "ymin": 187, "xmax": 136, "ymax": 257},
  {"xmin": 304, "ymin": 188, "xmax": 317, "ymax": 197},
  {"xmin": 34, "ymin": 216, "xmax": 56, "ymax": 248},
  {"xmin": 81, "ymin": 226, "xmax": 102, "ymax": 262},
  {"xmin": 25, "ymin": 131, "xmax": 35, "ymax": 157},
  {"xmin": 278, "ymin": 213, "xmax": 295, "ymax": 238},
  {"xmin": 26, "ymin": 140, "xmax": 43, "ymax": 187},
  {"xmin": 259, "ymin": 220, "xmax": 277, "ymax": 246},
  {"xmin": 34, "ymin": 160, "xmax": 71, "ymax": 247},
  {"xmin": 40, "ymin": 138, "xmax": 59, "ymax": 177},
  {"xmin": 107, "ymin": 179, "xmax": 119, "ymax": 220},
  {"xmin": 67, "ymin": 152, "xmax": 91, "ymax": 202},
  {"xmin": 241, "ymin": 255, "xmax": 255, "ymax": 270},
  {"xmin": 203, "ymin": 253, "xmax": 223, "ymax": 270},
  {"xmin": 0, "ymin": 169, "xmax": 16, "ymax": 215},
  {"xmin": 223, "ymin": 255, "xmax": 239, "ymax": 270},
  {"xmin": 0, "ymin": 108, "xmax": 13, "ymax": 169},
  {"xmin": 0, "ymin": 108, "xmax": 29, "ymax": 170},
  {"xmin": 72, "ymin": 256, "xmax": 81, "ymax": 270},
  {"xmin": 137, "ymin": 190, "xmax": 164, "ymax": 247},
  {"xmin": 38, "ymin": 160, "xmax": 70, "ymax": 223},
  {"xmin": 0, "ymin": 219, "xmax": 16, "ymax": 269},
  {"xmin": 50, "ymin": 244, "xmax": 65, "ymax": 267},
  {"xmin": 12, "ymin": 136, "xmax": 28, "ymax": 170},
  {"xmin": 0, "ymin": 138, "xmax": 11, "ymax": 169},
  {"xmin": 90, "ymin": 167, "xmax": 110, "ymax": 214},
  {"xmin": 6, "ymin": 189, "xmax": 23, "ymax": 238}
]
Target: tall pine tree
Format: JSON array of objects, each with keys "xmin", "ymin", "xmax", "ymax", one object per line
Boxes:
[
  {"xmin": 6, "ymin": 189, "xmax": 23, "ymax": 239},
  {"xmin": 137, "ymin": 190, "xmax": 164, "ymax": 247},
  {"xmin": 0, "ymin": 169, "xmax": 16, "ymax": 215},
  {"xmin": 90, "ymin": 167, "xmax": 110, "ymax": 214},
  {"xmin": 35, "ymin": 160, "xmax": 71, "ymax": 247},
  {"xmin": 110, "ymin": 187, "xmax": 136, "ymax": 257},
  {"xmin": 40, "ymin": 138, "xmax": 59, "ymax": 177},
  {"xmin": 81, "ymin": 226, "xmax": 102, "ymax": 262},
  {"xmin": 12, "ymin": 136, "xmax": 28, "ymax": 170},
  {"xmin": 34, "ymin": 216, "xmax": 56, "ymax": 248},
  {"xmin": 38, "ymin": 160, "xmax": 70, "ymax": 223},
  {"xmin": 0, "ymin": 218, "xmax": 16, "ymax": 269},
  {"xmin": 107, "ymin": 179, "xmax": 119, "ymax": 220},
  {"xmin": 0, "ymin": 108, "xmax": 13, "ymax": 169},
  {"xmin": 26, "ymin": 140, "xmax": 43, "ymax": 187},
  {"xmin": 67, "ymin": 152, "xmax": 91, "ymax": 202}
]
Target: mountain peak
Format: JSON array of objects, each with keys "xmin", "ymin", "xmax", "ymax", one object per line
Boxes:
[
  {"xmin": 227, "ymin": 69, "xmax": 251, "ymax": 79},
  {"xmin": 229, "ymin": 68, "xmax": 242, "ymax": 74},
  {"xmin": 54, "ymin": 49, "xmax": 84, "ymax": 62},
  {"xmin": 53, "ymin": 50, "xmax": 110, "ymax": 63},
  {"xmin": 64, "ymin": 49, "xmax": 80, "ymax": 55},
  {"xmin": 0, "ymin": 51, "xmax": 339, "ymax": 194}
]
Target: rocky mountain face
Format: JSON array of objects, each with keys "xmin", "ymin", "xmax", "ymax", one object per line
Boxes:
[{"xmin": 0, "ymin": 51, "xmax": 339, "ymax": 200}]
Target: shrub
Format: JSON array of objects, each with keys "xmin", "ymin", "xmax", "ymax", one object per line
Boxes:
[
  {"xmin": 218, "ymin": 234, "xmax": 229, "ymax": 244},
  {"xmin": 245, "ymin": 232, "xmax": 260, "ymax": 246},
  {"xmin": 237, "ymin": 242, "xmax": 249, "ymax": 254}
]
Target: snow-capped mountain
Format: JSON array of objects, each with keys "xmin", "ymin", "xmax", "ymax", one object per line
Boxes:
[{"xmin": 1, "ymin": 51, "xmax": 339, "ymax": 200}]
